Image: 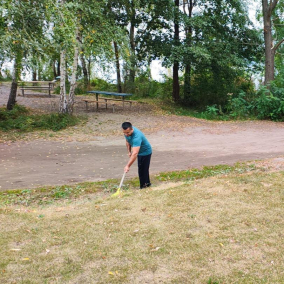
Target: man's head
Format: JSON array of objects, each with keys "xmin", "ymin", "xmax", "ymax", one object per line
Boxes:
[{"xmin": 122, "ymin": 122, "xmax": 134, "ymax": 137}]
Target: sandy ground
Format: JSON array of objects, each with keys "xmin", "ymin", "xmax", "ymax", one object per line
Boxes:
[{"xmin": 1, "ymin": 82, "xmax": 284, "ymax": 191}]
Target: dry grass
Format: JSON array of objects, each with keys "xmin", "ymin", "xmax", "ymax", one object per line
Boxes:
[{"xmin": 1, "ymin": 170, "xmax": 284, "ymax": 283}]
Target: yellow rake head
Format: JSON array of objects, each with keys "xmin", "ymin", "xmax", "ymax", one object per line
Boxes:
[{"xmin": 111, "ymin": 172, "xmax": 126, "ymax": 197}]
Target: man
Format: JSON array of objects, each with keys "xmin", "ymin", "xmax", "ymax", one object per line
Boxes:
[{"xmin": 122, "ymin": 122, "xmax": 152, "ymax": 189}]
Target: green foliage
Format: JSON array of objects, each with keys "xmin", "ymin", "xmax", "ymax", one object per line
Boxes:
[
  {"xmin": 226, "ymin": 91, "xmax": 252, "ymax": 119},
  {"xmin": 207, "ymin": 279, "xmax": 219, "ymax": 284},
  {"xmin": 90, "ymin": 78, "xmax": 117, "ymax": 92},
  {"xmin": 201, "ymin": 81, "xmax": 284, "ymax": 121},
  {"xmin": 0, "ymin": 69, "xmax": 13, "ymax": 81},
  {"xmin": 254, "ymin": 84, "xmax": 284, "ymax": 121},
  {"xmin": 0, "ymin": 105, "xmax": 81, "ymax": 132},
  {"xmin": 134, "ymin": 73, "xmax": 172, "ymax": 99}
]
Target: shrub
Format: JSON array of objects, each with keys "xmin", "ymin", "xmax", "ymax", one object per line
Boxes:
[
  {"xmin": 0, "ymin": 105, "xmax": 81, "ymax": 132},
  {"xmin": 203, "ymin": 81, "xmax": 284, "ymax": 121},
  {"xmin": 254, "ymin": 84, "xmax": 284, "ymax": 121},
  {"xmin": 90, "ymin": 78, "xmax": 117, "ymax": 92},
  {"xmin": 227, "ymin": 91, "xmax": 251, "ymax": 119}
]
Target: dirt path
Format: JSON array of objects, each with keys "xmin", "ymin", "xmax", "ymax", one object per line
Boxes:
[{"xmin": 1, "ymin": 82, "xmax": 284, "ymax": 191}]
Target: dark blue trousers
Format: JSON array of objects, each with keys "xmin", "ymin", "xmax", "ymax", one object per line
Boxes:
[{"xmin": 138, "ymin": 154, "xmax": 151, "ymax": 189}]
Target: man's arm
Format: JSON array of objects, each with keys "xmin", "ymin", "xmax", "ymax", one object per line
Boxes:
[
  {"xmin": 126, "ymin": 141, "xmax": 132, "ymax": 157},
  {"xmin": 124, "ymin": 146, "xmax": 140, "ymax": 173}
]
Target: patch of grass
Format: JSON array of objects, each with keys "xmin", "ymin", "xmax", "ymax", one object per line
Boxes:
[
  {"xmin": 0, "ymin": 163, "xmax": 256, "ymax": 207},
  {"xmin": 155, "ymin": 163, "xmax": 256, "ymax": 182},
  {"xmin": 1, "ymin": 169, "xmax": 284, "ymax": 283},
  {"xmin": 0, "ymin": 104, "xmax": 83, "ymax": 132}
]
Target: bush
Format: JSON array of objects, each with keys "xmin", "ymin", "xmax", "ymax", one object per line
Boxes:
[
  {"xmin": 134, "ymin": 74, "xmax": 172, "ymax": 100},
  {"xmin": 90, "ymin": 78, "xmax": 117, "ymax": 92},
  {"xmin": 254, "ymin": 84, "xmax": 284, "ymax": 121},
  {"xmin": 226, "ymin": 91, "xmax": 251, "ymax": 119},
  {"xmin": 202, "ymin": 81, "xmax": 284, "ymax": 121},
  {"xmin": 0, "ymin": 105, "xmax": 81, "ymax": 132}
]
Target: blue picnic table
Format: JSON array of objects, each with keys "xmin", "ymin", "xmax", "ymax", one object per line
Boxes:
[{"xmin": 86, "ymin": 90, "xmax": 133, "ymax": 110}]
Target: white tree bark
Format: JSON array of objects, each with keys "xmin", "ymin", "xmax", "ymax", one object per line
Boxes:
[
  {"xmin": 59, "ymin": 49, "xmax": 68, "ymax": 113},
  {"xmin": 68, "ymin": 28, "xmax": 80, "ymax": 114}
]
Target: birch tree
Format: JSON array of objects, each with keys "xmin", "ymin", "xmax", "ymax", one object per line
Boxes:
[{"xmin": 52, "ymin": 0, "xmax": 81, "ymax": 114}]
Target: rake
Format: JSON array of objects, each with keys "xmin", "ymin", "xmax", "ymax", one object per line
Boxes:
[{"xmin": 111, "ymin": 172, "xmax": 126, "ymax": 197}]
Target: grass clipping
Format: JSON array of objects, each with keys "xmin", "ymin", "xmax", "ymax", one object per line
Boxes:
[{"xmin": 1, "ymin": 169, "xmax": 284, "ymax": 283}]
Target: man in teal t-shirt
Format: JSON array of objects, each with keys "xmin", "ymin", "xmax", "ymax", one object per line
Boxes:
[{"xmin": 122, "ymin": 122, "xmax": 152, "ymax": 189}]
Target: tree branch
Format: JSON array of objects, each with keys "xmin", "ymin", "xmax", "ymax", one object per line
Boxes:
[
  {"xmin": 270, "ymin": 0, "xmax": 279, "ymax": 12},
  {"xmin": 272, "ymin": 38, "xmax": 284, "ymax": 51}
]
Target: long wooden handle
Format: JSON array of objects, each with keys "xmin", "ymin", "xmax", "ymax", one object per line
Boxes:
[{"xmin": 118, "ymin": 172, "xmax": 126, "ymax": 189}]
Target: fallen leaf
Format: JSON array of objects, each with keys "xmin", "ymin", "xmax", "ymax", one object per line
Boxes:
[{"xmin": 151, "ymin": 247, "xmax": 161, "ymax": 252}]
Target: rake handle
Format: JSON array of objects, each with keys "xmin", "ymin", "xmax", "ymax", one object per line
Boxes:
[{"xmin": 118, "ymin": 172, "xmax": 126, "ymax": 189}]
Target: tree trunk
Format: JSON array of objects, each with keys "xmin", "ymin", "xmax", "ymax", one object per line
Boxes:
[
  {"xmin": 78, "ymin": 31, "xmax": 88, "ymax": 89},
  {"xmin": 172, "ymin": 0, "xmax": 180, "ymax": 102},
  {"xmin": 7, "ymin": 79, "xmax": 18, "ymax": 111},
  {"xmin": 80, "ymin": 52, "xmax": 89, "ymax": 88},
  {"xmin": 57, "ymin": 60, "xmax": 60, "ymax": 77},
  {"xmin": 173, "ymin": 62, "xmax": 180, "ymax": 102},
  {"xmin": 38, "ymin": 64, "xmax": 42, "ymax": 81},
  {"xmin": 128, "ymin": 2, "xmax": 136, "ymax": 92},
  {"xmin": 68, "ymin": 28, "xmax": 80, "ymax": 114},
  {"xmin": 262, "ymin": 0, "xmax": 284, "ymax": 86},
  {"xmin": 129, "ymin": 21, "xmax": 135, "ymax": 83},
  {"xmin": 88, "ymin": 56, "xmax": 91, "ymax": 89},
  {"xmin": 262, "ymin": 0, "xmax": 275, "ymax": 85},
  {"xmin": 183, "ymin": 0, "xmax": 194, "ymax": 103},
  {"xmin": 53, "ymin": 61, "xmax": 57, "ymax": 78},
  {"xmin": 7, "ymin": 52, "xmax": 22, "ymax": 110},
  {"xmin": 0, "ymin": 61, "xmax": 3, "ymax": 79},
  {"xmin": 59, "ymin": 50, "xmax": 68, "ymax": 113},
  {"xmin": 32, "ymin": 71, "xmax": 37, "ymax": 81},
  {"xmin": 114, "ymin": 41, "xmax": 122, "ymax": 93},
  {"xmin": 184, "ymin": 64, "xmax": 191, "ymax": 102}
]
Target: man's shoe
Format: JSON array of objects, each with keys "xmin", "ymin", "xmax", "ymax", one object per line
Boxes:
[{"xmin": 140, "ymin": 183, "xmax": 151, "ymax": 189}]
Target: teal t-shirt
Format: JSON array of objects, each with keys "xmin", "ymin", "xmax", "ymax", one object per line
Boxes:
[{"xmin": 125, "ymin": 127, "xmax": 152, "ymax": 156}]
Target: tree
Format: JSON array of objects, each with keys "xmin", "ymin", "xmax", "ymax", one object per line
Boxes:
[
  {"xmin": 1, "ymin": 0, "xmax": 47, "ymax": 110},
  {"xmin": 262, "ymin": 0, "xmax": 284, "ymax": 85},
  {"xmin": 177, "ymin": 0, "xmax": 261, "ymax": 106},
  {"xmin": 49, "ymin": 0, "xmax": 81, "ymax": 114}
]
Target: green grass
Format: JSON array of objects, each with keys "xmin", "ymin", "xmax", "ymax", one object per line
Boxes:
[
  {"xmin": 0, "ymin": 105, "xmax": 83, "ymax": 132},
  {"xmin": 155, "ymin": 164, "xmax": 256, "ymax": 181},
  {"xmin": 0, "ymin": 163, "xmax": 256, "ymax": 207}
]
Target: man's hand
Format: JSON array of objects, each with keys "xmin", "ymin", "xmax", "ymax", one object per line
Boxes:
[{"xmin": 124, "ymin": 146, "xmax": 139, "ymax": 173}]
